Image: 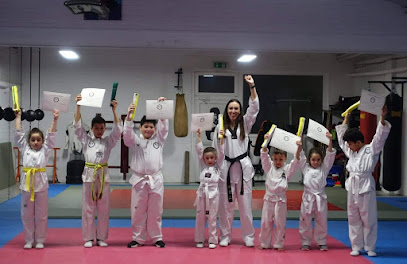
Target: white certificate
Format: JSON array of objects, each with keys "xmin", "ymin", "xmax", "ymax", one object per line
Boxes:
[
  {"xmin": 146, "ymin": 100, "xmax": 174, "ymax": 119},
  {"xmin": 190, "ymin": 113, "xmax": 214, "ymax": 132},
  {"xmin": 269, "ymin": 128, "xmax": 301, "ymax": 155},
  {"xmin": 359, "ymin": 89, "xmax": 385, "ymax": 116},
  {"xmin": 42, "ymin": 91, "xmax": 71, "ymax": 113},
  {"xmin": 77, "ymin": 88, "xmax": 106, "ymax": 108},
  {"xmin": 306, "ymin": 119, "xmax": 329, "ymax": 145}
]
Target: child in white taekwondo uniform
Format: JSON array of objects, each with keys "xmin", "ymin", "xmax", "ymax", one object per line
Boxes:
[
  {"xmin": 212, "ymin": 75, "xmax": 259, "ymax": 247},
  {"xmin": 194, "ymin": 128, "xmax": 225, "ymax": 249},
  {"xmin": 125, "ymin": 97, "xmax": 169, "ymax": 248},
  {"xmin": 259, "ymin": 136, "xmax": 301, "ymax": 250},
  {"xmin": 336, "ymin": 107, "xmax": 391, "ymax": 257},
  {"xmin": 74, "ymin": 94, "xmax": 122, "ymax": 248},
  {"xmin": 299, "ymin": 132, "xmax": 336, "ymax": 251},
  {"xmin": 14, "ymin": 109, "xmax": 60, "ymax": 249}
]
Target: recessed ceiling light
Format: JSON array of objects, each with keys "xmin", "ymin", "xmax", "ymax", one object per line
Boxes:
[
  {"xmin": 237, "ymin": 55, "xmax": 257, "ymax": 62},
  {"xmin": 203, "ymin": 75, "xmax": 214, "ymax": 77},
  {"xmin": 59, "ymin": 50, "xmax": 79, "ymax": 60}
]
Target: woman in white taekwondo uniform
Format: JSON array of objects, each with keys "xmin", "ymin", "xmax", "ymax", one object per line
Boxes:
[
  {"xmin": 74, "ymin": 94, "xmax": 123, "ymax": 248},
  {"xmin": 212, "ymin": 75, "xmax": 259, "ymax": 247}
]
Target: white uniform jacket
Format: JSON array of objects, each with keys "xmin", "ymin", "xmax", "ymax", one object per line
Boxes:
[
  {"xmin": 123, "ymin": 119, "xmax": 169, "ymax": 187},
  {"xmin": 213, "ymin": 97, "xmax": 259, "ymax": 183},
  {"xmin": 260, "ymin": 149, "xmax": 299, "ymax": 202},
  {"xmin": 336, "ymin": 121, "xmax": 391, "ymax": 198},
  {"xmin": 14, "ymin": 128, "xmax": 57, "ymax": 192},
  {"xmin": 299, "ymin": 149, "xmax": 336, "ymax": 214},
  {"xmin": 74, "ymin": 119, "xmax": 122, "ymax": 183}
]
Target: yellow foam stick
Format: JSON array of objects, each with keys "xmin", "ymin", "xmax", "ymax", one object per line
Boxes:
[
  {"xmin": 130, "ymin": 93, "xmax": 139, "ymax": 120},
  {"xmin": 261, "ymin": 124, "xmax": 276, "ymax": 148},
  {"xmin": 12, "ymin": 85, "xmax": 20, "ymax": 111},
  {"xmin": 296, "ymin": 117, "xmax": 305, "ymax": 137},
  {"xmin": 219, "ymin": 114, "xmax": 224, "ymax": 139},
  {"xmin": 341, "ymin": 101, "xmax": 360, "ymax": 117}
]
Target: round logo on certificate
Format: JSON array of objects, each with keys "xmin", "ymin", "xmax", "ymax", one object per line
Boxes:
[
  {"xmin": 88, "ymin": 141, "xmax": 95, "ymax": 148},
  {"xmin": 89, "ymin": 92, "xmax": 94, "ymax": 97},
  {"xmin": 153, "ymin": 142, "xmax": 159, "ymax": 149},
  {"xmin": 200, "ymin": 117, "xmax": 205, "ymax": 123},
  {"xmin": 157, "ymin": 104, "xmax": 162, "ymax": 110},
  {"xmin": 53, "ymin": 97, "xmax": 59, "ymax": 102},
  {"xmin": 365, "ymin": 147, "xmax": 371, "ymax": 154},
  {"xmin": 370, "ymin": 97, "xmax": 375, "ymax": 103},
  {"xmin": 317, "ymin": 127, "xmax": 322, "ymax": 132},
  {"xmin": 284, "ymin": 136, "xmax": 289, "ymax": 141}
]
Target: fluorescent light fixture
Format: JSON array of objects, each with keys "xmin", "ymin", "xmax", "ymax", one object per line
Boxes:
[
  {"xmin": 237, "ymin": 54, "xmax": 257, "ymax": 62},
  {"xmin": 59, "ymin": 50, "xmax": 79, "ymax": 60},
  {"xmin": 203, "ymin": 75, "xmax": 214, "ymax": 78}
]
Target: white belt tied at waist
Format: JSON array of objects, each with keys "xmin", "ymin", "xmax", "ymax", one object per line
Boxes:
[
  {"xmin": 133, "ymin": 171, "xmax": 162, "ymax": 189},
  {"xmin": 194, "ymin": 183, "xmax": 214, "ymax": 214},
  {"xmin": 304, "ymin": 191, "xmax": 324, "ymax": 214},
  {"xmin": 349, "ymin": 172, "xmax": 370, "ymax": 205}
]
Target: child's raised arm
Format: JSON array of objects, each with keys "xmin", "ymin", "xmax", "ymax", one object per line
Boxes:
[
  {"xmin": 196, "ymin": 129, "xmax": 202, "ymax": 144},
  {"xmin": 111, "ymin": 99, "xmax": 120, "ymax": 124},
  {"xmin": 50, "ymin": 109, "xmax": 59, "ymax": 132},
  {"xmin": 15, "ymin": 109, "xmax": 22, "ymax": 130},
  {"xmin": 295, "ymin": 140, "xmax": 302, "ymax": 160},
  {"xmin": 74, "ymin": 94, "xmax": 82, "ymax": 123}
]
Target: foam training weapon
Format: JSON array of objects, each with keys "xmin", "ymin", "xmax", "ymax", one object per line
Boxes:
[
  {"xmin": 12, "ymin": 86, "xmax": 20, "ymax": 111},
  {"xmin": 297, "ymin": 117, "xmax": 305, "ymax": 137},
  {"xmin": 110, "ymin": 82, "xmax": 118, "ymax": 107},
  {"xmin": 341, "ymin": 101, "xmax": 360, "ymax": 117},
  {"xmin": 130, "ymin": 93, "xmax": 139, "ymax": 120},
  {"xmin": 261, "ymin": 124, "xmax": 277, "ymax": 148}
]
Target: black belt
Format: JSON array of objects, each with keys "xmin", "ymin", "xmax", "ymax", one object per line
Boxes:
[{"xmin": 225, "ymin": 152, "xmax": 248, "ymax": 203}]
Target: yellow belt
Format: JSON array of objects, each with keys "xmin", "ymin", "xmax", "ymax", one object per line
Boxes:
[
  {"xmin": 85, "ymin": 162, "xmax": 108, "ymax": 201},
  {"xmin": 23, "ymin": 167, "xmax": 46, "ymax": 202}
]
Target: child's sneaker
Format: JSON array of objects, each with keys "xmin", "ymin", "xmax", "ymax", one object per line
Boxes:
[
  {"xmin": 219, "ymin": 239, "xmax": 229, "ymax": 247},
  {"xmin": 209, "ymin": 243, "xmax": 216, "ymax": 249},
  {"xmin": 97, "ymin": 240, "xmax": 108, "ymax": 247},
  {"xmin": 84, "ymin": 240, "xmax": 93, "ymax": 248},
  {"xmin": 350, "ymin": 250, "xmax": 360, "ymax": 256},
  {"xmin": 35, "ymin": 243, "xmax": 44, "ymax": 249},
  {"xmin": 367, "ymin": 251, "xmax": 377, "ymax": 257},
  {"xmin": 244, "ymin": 239, "xmax": 254, "ymax": 247},
  {"xmin": 23, "ymin": 243, "xmax": 32, "ymax": 249},
  {"xmin": 319, "ymin": 245, "xmax": 328, "ymax": 251},
  {"xmin": 302, "ymin": 245, "xmax": 311, "ymax": 251},
  {"xmin": 274, "ymin": 247, "xmax": 284, "ymax": 251},
  {"xmin": 155, "ymin": 240, "xmax": 166, "ymax": 248},
  {"xmin": 127, "ymin": 240, "xmax": 140, "ymax": 248},
  {"xmin": 196, "ymin": 242, "xmax": 204, "ymax": 248}
]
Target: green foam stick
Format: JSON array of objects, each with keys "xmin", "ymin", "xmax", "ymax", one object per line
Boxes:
[{"xmin": 110, "ymin": 82, "xmax": 118, "ymax": 107}]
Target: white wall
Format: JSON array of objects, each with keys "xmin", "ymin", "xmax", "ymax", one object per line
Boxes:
[{"xmin": 0, "ymin": 47, "xmax": 355, "ymax": 183}]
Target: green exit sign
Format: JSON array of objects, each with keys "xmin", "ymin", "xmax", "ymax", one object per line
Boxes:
[{"xmin": 214, "ymin": 62, "xmax": 227, "ymax": 69}]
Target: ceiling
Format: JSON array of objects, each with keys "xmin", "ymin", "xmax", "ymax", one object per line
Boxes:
[{"xmin": 1, "ymin": 0, "xmax": 407, "ymax": 54}]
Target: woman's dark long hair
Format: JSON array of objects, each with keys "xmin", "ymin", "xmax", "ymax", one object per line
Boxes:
[{"xmin": 223, "ymin": 99, "xmax": 245, "ymax": 140}]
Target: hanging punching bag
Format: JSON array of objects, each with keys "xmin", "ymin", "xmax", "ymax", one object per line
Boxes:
[
  {"xmin": 174, "ymin": 93, "xmax": 188, "ymax": 137},
  {"xmin": 383, "ymin": 92, "xmax": 402, "ymax": 191},
  {"xmin": 360, "ymin": 111, "xmax": 380, "ymax": 188}
]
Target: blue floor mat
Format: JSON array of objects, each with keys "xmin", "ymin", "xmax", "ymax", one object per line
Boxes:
[{"xmin": 377, "ymin": 197, "xmax": 407, "ymax": 211}]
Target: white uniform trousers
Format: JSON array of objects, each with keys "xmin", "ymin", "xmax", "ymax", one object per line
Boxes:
[
  {"xmin": 259, "ymin": 199, "xmax": 286, "ymax": 249},
  {"xmin": 131, "ymin": 177, "xmax": 164, "ymax": 244},
  {"xmin": 82, "ymin": 182, "xmax": 110, "ymax": 241},
  {"xmin": 348, "ymin": 190, "xmax": 377, "ymax": 251},
  {"xmin": 21, "ymin": 189, "xmax": 48, "ymax": 244},
  {"xmin": 218, "ymin": 163, "xmax": 255, "ymax": 245},
  {"xmin": 299, "ymin": 198, "xmax": 327, "ymax": 246},
  {"xmin": 195, "ymin": 193, "xmax": 219, "ymax": 244}
]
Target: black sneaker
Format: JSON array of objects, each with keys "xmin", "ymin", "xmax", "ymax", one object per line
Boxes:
[
  {"xmin": 127, "ymin": 240, "xmax": 140, "ymax": 248},
  {"xmin": 155, "ymin": 240, "xmax": 166, "ymax": 248}
]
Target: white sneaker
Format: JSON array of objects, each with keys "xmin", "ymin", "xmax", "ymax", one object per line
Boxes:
[
  {"xmin": 84, "ymin": 241, "xmax": 93, "ymax": 248},
  {"xmin": 97, "ymin": 240, "xmax": 108, "ymax": 247},
  {"xmin": 35, "ymin": 243, "xmax": 44, "ymax": 249},
  {"xmin": 219, "ymin": 240, "xmax": 229, "ymax": 247},
  {"xmin": 196, "ymin": 242, "xmax": 204, "ymax": 248},
  {"xmin": 367, "ymin": 251, "xmax": 377, "ymax": 257},
  {"xmin": 23, "ymin": 243, "xmax": 32, "ymax": 249},
  {"xmin": 350, "ymin": 250, "xmax": 360, "ymax": 256},
  {"xmin": 209, "ymin": 243, "xmax": 216, "ymax": 249},
  {"xmin": 245, "ymin": 240, "xmax": 254, "ymax": 247}
]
